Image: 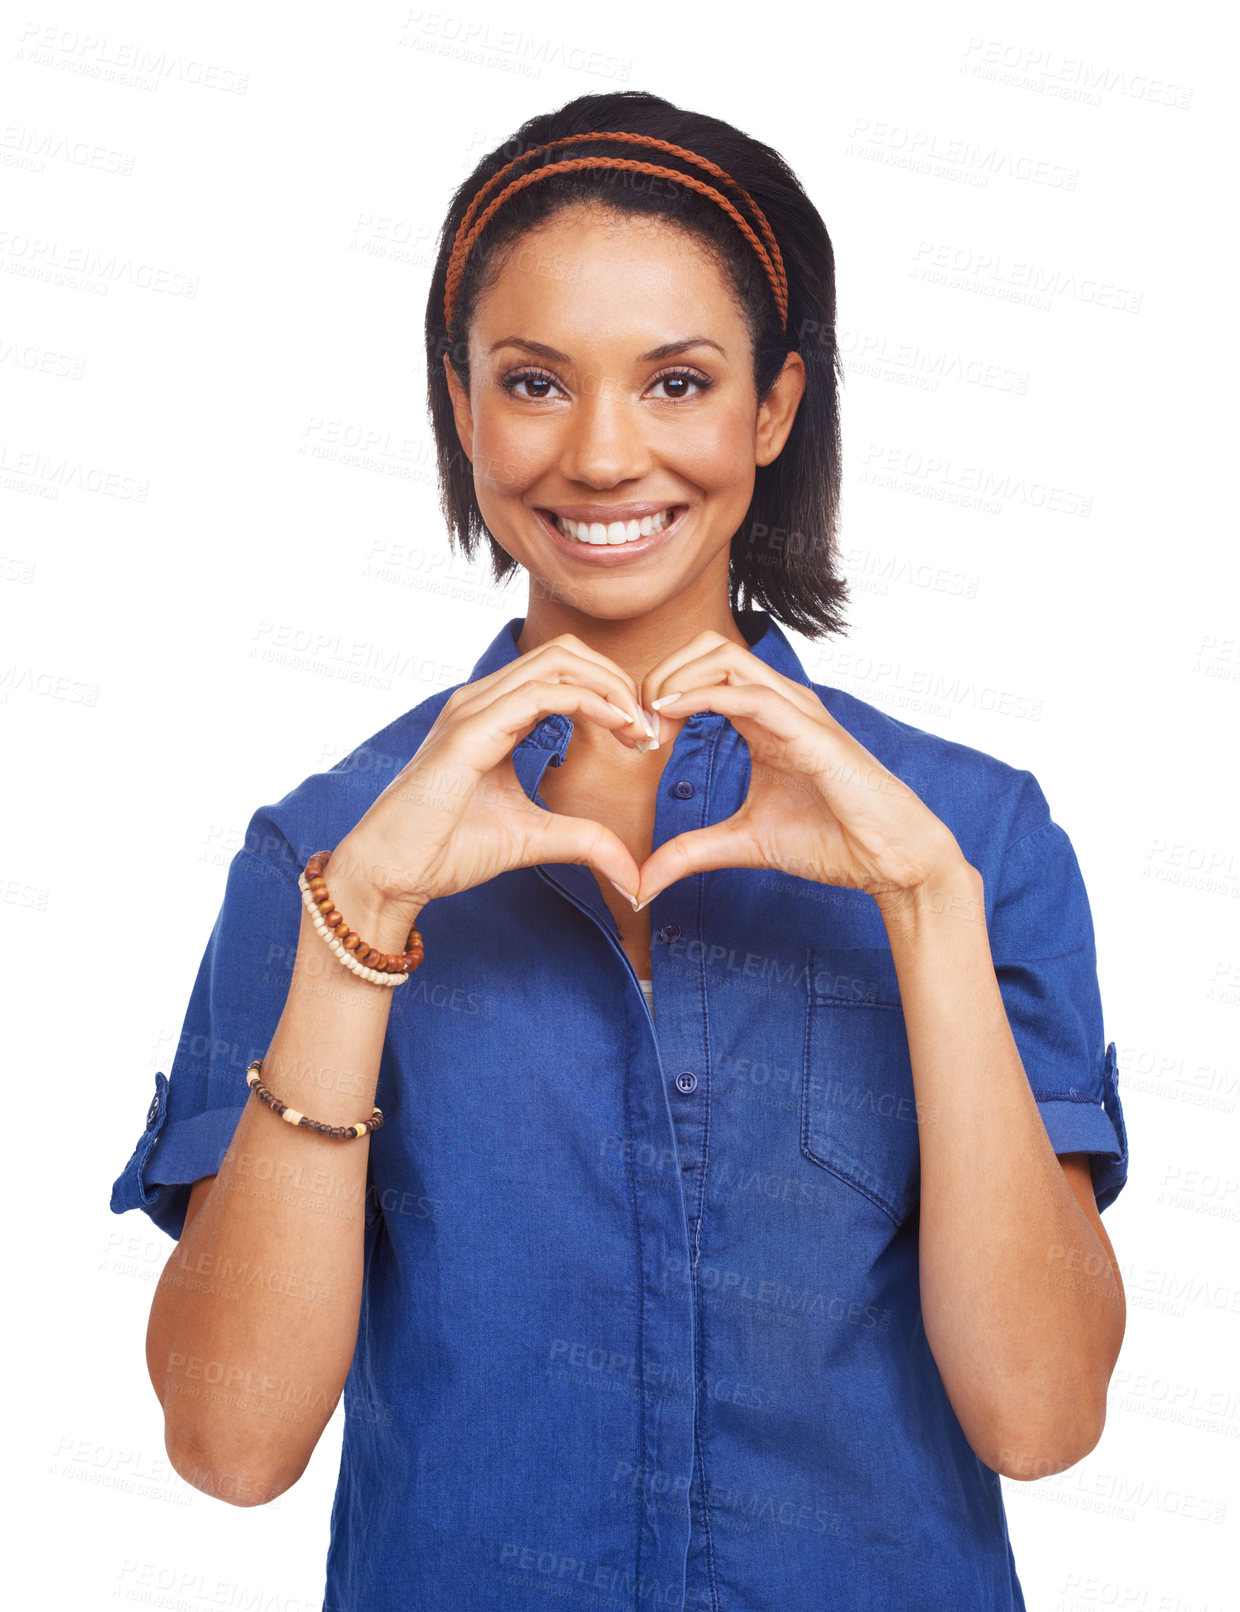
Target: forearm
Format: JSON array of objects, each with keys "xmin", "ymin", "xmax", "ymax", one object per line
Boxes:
[
  {"xmin": 877, "ymin": 859, "xmax": 1125, "ymax": 1477},
  {"xmin": 148, "ymin": 841, "xmax": 419, "ymax": 1501}
]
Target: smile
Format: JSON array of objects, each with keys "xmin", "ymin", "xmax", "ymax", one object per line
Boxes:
[{"xmin": 547, "ymin": 506, "xmax": 683, "ymax": 546}]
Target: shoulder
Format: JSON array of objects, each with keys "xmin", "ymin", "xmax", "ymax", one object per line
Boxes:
[
  {"xmin": 806, "ymin": 677, "xmax": 1053, "ymax": 870},
  {"xmin": 232, "ymin": 682, "xmax": 463, "ymax": 887}
]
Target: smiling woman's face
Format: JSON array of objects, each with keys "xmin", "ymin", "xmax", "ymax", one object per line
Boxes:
[{"xmin": 444, "ymin": 201, "xmax": 804, "ymax": 630}]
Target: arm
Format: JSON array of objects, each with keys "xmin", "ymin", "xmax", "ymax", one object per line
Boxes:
[
  {"xmin": 878, "ymin": 860, "xmax": 1126, "ymax": 1481},
  {"xmin": 143, "ymin": 647, "xmax": 658, "ymax": 1504},
  {"xmin": 617, "ymin": 630, "xmax": 1127, "ymax": 1476},
  {"xmin": 145, "ymin": 851, "xmax": 421, "ymax": 1506}
]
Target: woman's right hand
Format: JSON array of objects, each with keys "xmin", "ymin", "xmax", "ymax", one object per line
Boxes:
[{"xmin": 325, "ymin": 634, "xmax": 656, "ymax": 929}]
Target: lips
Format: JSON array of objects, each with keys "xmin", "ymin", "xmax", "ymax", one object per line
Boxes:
[
  {"xmin": 545, "ymin": 506, "xmax": 683, "ymax": 546},
  {"xmin": 531, "ymin": 503, "xmax": 691, "ymax": 564}
]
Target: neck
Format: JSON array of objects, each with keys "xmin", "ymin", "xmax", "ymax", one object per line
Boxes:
[{"xmin": 516, "ymin": 594, "xmax": 754, "ymax": 689}]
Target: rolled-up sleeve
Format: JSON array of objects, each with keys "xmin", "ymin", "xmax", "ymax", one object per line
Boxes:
[
  {"xmin": 987, "ymin": 782, "xmax": 1129, "ymax": 1213},
  {"xmin": 109, "ymin": 837, "xmax": 303, "ymax": 1241}
]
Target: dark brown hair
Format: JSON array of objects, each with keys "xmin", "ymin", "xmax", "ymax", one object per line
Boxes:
[{"xmin": 424, "ymin": 90, "xmax": 849, "ymax": 639}]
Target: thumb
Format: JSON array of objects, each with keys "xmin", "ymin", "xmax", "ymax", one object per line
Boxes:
[
  {"xmin": 532, "ymin": 809, "xmax": 643, "ymax": 900},
  {"xmin": 633, "ymin": 817, "xmax": 755, "ymax": 909}
]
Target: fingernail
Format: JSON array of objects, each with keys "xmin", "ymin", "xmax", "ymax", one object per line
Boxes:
[
  {"xmin": 605, "ymin": 699, "xmax": 641, "ymax": 726},
  {"xmin": 633, "ymin": 895, "xmax": 654, "ymax": 912},
  {"xmin": 606, "ymin": 878, "xmax": 639, "ymax": 905},
  {"xmin": 649, "ymin": 692, "xmax": 682, "ymax": 710},
  {"xmin": 638, "ymin": 706, "xmax": 658, "ymax": 740}
]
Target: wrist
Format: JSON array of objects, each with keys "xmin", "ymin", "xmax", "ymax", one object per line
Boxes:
[
  {"xmin": 309, "ymin": 837, "xmax": 427, "ymax": 955},
  {"xmin": 873, "ymin": 855, "xmax": 982, "ymax": 937}
]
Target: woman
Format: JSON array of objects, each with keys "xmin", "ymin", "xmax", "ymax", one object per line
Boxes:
[{"xmin": 111, "ymin": 91, "xmax": 1129, "ymax": 1612}]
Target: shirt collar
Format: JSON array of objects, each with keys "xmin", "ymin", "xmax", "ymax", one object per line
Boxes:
[{"xmin": 467, "ymin": 609, "xmax": 813, "ymax": 765}]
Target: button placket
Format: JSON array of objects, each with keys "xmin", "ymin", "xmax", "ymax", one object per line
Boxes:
[{"xmin": 650, "ymin": 718, "xmax": 724, "ymax": 1205}]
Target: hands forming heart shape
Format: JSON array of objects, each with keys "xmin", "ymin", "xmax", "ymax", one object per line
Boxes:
[
  {"xmin": 341, "ymin": 629, "xmax": 969, "ymax": 931},
  {"xmin": 522, "ymin": 630, "xmax": 968, "ymax": 918}
]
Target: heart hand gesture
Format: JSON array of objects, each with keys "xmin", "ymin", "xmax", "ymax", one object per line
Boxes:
[{"xmin": 631, "ymin": 631, "xmax": 967, "ymax": 912}]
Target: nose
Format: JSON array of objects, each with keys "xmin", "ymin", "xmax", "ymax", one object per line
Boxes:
[{"xmin": 557, "ymin": 376, "xmax": 652, "ymax": 489}]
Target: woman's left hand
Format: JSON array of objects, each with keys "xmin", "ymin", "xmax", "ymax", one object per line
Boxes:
[{"xmin": 632, "ymin": 631, "xmax": 969, "ymax": 912}]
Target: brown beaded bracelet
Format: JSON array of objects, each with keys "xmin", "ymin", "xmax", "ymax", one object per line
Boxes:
[
  {"xmin": 299, "ymin": 849, "xmax": 424, "ymax": 988},
  {"xmin": 246, "ymin": 1059, "xmax": 383, "ymax": 1139}
]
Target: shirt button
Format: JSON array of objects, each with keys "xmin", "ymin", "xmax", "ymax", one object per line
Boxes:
[
  {"xmin": 658, "ymin": 922, "xmax": 682, "ymax": 943},
  {"xmin": 674, "ymin": 1071, "xmax": 698, "ymax": 1094},
  {"xmin": 146, "ymin": 1092, "xmax": 161, "ymax": 1129},
  {"xmin": 671, "ymin": 780, "xmax": 695, "ymax": 800}
]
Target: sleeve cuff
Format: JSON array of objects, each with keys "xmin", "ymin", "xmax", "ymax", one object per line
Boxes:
[
  {"xmin": 1036, "ymin": 1041, "xmax": 1129, "ymax": 1213},
  {"xmin": 109, "ymin": 1070, "xmax": 247, "ymax": 1241}
]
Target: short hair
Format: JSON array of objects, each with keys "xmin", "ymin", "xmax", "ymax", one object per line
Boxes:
[{"xmin": 424, "ymin": 90, "xmax": 848, "ymax": 639}]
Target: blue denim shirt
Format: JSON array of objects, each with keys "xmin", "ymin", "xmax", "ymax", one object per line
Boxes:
[{"xmin": 111, "ymin": 609, "xmax": 1128, "ymax": 1612}]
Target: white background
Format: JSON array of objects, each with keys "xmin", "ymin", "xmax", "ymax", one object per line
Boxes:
[{"xmin": 4, "ymin": 1, "xmax": 1236, "ymax": 1608}]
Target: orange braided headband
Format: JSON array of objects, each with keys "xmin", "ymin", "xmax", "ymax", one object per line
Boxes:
[{"xmin": 443, "ymin": 130, "xmax": 789, "ymax": 334}]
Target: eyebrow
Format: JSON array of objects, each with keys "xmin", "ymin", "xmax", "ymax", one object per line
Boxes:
[{"xmin": 486, "ymin": 335, "xmax": 727, "ymax": 362}]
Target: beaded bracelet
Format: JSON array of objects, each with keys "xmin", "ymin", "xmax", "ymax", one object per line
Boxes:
[
  {"xmin": 247, "ymin": 1059, "xmax": 383, "ymax": 1139},
  {"xmin": 298, "ymin": 850, "xmax": 424, "ymax": 989}
]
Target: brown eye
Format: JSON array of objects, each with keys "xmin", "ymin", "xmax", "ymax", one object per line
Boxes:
[
  {"xmin": 648, "ymin": 369, "xmax": 712, "ymax": 401},
  {"xmin": 500, "ymin": 368, "xmax": 562, "ymax": 400}
]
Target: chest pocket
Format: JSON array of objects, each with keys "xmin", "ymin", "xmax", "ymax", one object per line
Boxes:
[{"xmin": 801, "ymin": 946, "xmax": 924, "ymax": 1226}]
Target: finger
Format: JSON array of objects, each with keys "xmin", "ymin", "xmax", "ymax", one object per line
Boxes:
[
  {"xmin": 640, "ymin": 635, "xmax": 825, "ymax": 729},
  {"xmin": 636, "ymin": 627, "xmax": 727, "ymax": 699},
  {"xmin": 387, "ymin": 673, "xmax": 654, "ymax": 821},
  {"xmin": 523, "ymin": 810, "xmax": 642, "ymax": 901},
  {"xmin": 645, "ymin": 681, "xmax": 814, "ymax": 765},
  {"xmin": 453, "ymin": 638, "xmax": 654, "ymax": 742},
  {"xmin": 443, "ymin": 679, "xmax": 655, "ymax": 789},
  {"xmin": 654, "ymin": 682, "xmax": 917, "ymax": 831},
  {"xmin": 633, "ymin": 817, "xmax": 760, "ymax": 907},
  {"xmin": 472, "ymin": 678, "xmax": 659, "ymax": 765}
]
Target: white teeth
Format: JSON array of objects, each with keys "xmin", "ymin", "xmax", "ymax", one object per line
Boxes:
[{"xmin": 552, "ymin": 508, "xmax": 679, "ymax": 545}]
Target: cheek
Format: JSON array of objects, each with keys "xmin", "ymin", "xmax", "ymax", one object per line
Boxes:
[
  {"xmin": 675, "ymin": 409, "xmax": 755, "ymax": 495},
  {"xmin": 469, "ymin": 406, "xmax": 552, "ymax": 498}
]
